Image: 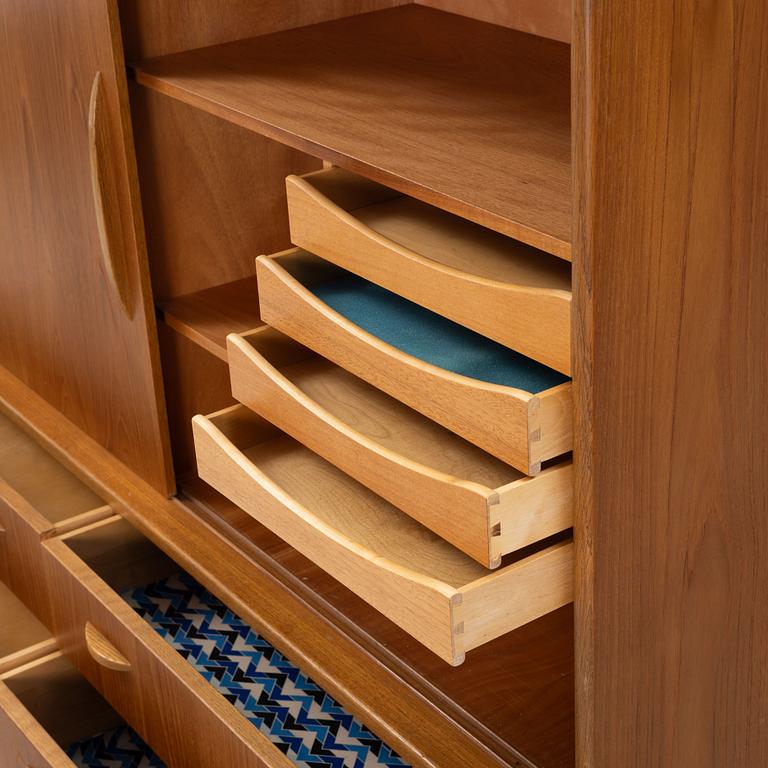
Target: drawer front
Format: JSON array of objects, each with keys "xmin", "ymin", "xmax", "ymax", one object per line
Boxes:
[
  {"xmin": 0, "ymin": 683, "xmax": 73, "ymax": 768},
  {"xmin": 41, "ymin": 533, "xmax": 293, "ymax": 768},
  {"xmin": 287, "ymin": 169, "xmax": 572, "ymax": 374},
  {"xmin": 0, "ymin": 481, "xmax": 53, "ymax": 626}
]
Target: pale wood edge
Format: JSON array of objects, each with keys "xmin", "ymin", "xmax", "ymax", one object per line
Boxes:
[
  {"xmin": 0, "ymin": 640, "xmax": 60, "ymax": 678},
  {"xmin": 45, "ymin": 505, "xmax": 116, "ymax": 539},
  {"xmin": 529, "ymin": 382, "xmax": 573, "ymax": 467},
  {"xmin": 490, "ymin": 461, "xmax": 574, "ymax": 561},
  {"xmin": 288, "ymin": 172, "xmax": 572, "ymax": 298},
  {"xmin": 456, "ymin": 541, "xmax": 574, "ymax": 653},
  {"xmin": 287, "ymin": 172, "xmax": 572, "ymax": 374},
  {"xmin": 192, "ymin": 412, "xmax": 463, "ymax": 664},
  {"xmin": 0, "ymin": 651, "xmax": 64, "ymax": 683}
]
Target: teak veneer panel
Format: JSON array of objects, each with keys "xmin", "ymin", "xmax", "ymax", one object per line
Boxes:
[
  {"xmin": 120, "ymin": 0, "xmax": 406, "ymax": 59},
  {"xmin": 228, "ymin": 328, "xmax": 573, "ymax": 566},
  {"xmin": 257, "ymin": 249, "xmax": 572, "ymax": 474},
  {"xmin": 287, "ymin": 168, "xmax": 572, "ymax": 373},
  {"xmin": 193, "ymin": 405, "xmax": 574, "ymax": 665},
  {"xmin": 133, "ymin": 5, "xmax": 572, "ymax": 256},
  {"xmin": 574, "ymin": 0, "xmax": 768, "ymax": 765},
  {"xmin": 0, "ymin": 0, "xmax": 173, "ymax": 494},
  {"xmin": 415, "ymin": 0, "xmax": 571, "ymax": 42}
]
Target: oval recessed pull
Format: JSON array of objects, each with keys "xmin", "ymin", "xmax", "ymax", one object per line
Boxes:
[
  {"xmin": 84, "ymin": 622, "xmax": 131, "ymax": 672},
  {"xmin": 88, "ymin": 71, "xmax": 134, "ymax": 319}
]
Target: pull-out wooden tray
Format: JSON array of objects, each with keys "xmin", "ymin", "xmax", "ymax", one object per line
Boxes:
[
  {"xmin": 193, "ymin": 405, "xmax": 574, "ymax": 665},
  {"xmin": 287, "ymin": 168, "xmax": 572, "ymax": 374},
  {"xmin": 256, "ymin": 249, "xmax": 572, "ymax": 475},
  {"xmin": 227, "ymin": 326, "xmax": 573, "ymax": 567}
]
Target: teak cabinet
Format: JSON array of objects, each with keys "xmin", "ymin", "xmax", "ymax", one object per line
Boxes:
[{"xmin": 1, "ymin": 2, "xmax": 766, "ymax": 768}]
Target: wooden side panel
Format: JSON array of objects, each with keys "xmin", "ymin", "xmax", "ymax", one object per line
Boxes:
[
  {"xmin": 415, "ymin": 0, "xmax": 571, "ymax": 43},
  {"xmin": 130, "ymin": 86, "xmax": 320, "ymax": 300},
  {"xmin": 0, "ymin": 683, "xmax": 73, "ymax": 768},
  {"xmin": 120, "ymin": 0, "xmax": 408, "ymax": 59},
  {"xmin": 0, "ymin": 1, "xmax": 173, "ymax": 493},
  {"xmin": 573, "ymin": 1, "xmax": 768, "ymax": 766}
]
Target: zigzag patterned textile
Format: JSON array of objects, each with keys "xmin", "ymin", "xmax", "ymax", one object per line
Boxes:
[
  {"xmin": 67, "ymin": 725, "xmax": 164, "ymax": 767},
  {"xmin": 123, "ymin": 572, "xmax": 410, "ymax": 768}
]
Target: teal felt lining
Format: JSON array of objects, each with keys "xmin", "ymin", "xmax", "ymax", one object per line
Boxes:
[{"xmin": 310, "ymin": 274, "xmax": 570, "ymax": 394}]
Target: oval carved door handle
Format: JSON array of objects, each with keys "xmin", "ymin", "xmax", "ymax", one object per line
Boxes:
[
  {"xmin": 88, "ymin": 71, "xmax": 134, "ymax": 319},
  {"xmin": 84, "ymin": 622, "xmax": 131, "ymax": 672}
]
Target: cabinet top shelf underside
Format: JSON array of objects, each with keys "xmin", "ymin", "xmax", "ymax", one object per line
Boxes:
[{"xmin": 133, "ymin": 5, "xmax": 572, "ymax": 259}]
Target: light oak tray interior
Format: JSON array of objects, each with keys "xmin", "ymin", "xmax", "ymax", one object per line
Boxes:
[
  {"xmin": 286, "ymin": 167, "xmax": 572, "ymax": 374},
  {"xmin": 229, "ymin": 327, "xmax": 573, "ymax": 567},
  {"xmin": 61, "ymin": 516, "xmax": 179, "ymax": 596},
  {"xmin": 0, "ymin": 413, "xmax": 113, "ymax": 534},
  {"xmin": 0, "ymin": 581, "xmax": 53, "ymax": 675},
  {"xmin": 1, "ymin": 653, "xmax": 124, "ymax": 749},
  {"xmin": 194, "ymin": 405, "xmax": 573, "ymax": 664}
]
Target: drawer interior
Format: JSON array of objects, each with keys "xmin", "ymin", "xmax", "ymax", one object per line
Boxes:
[
  {"xmin": 261, "ymin": 249, "xmax": 569, "ymax": 392},
  {"xmin": 237, "ymin": 327, "xmax": 524, "ymax": 490},
  {"xmin": 0, "ymin": 413, "xmax": 111, "ymax": 532},
  {"xmin": 2, "ymin": 654, "xmax": 125, "ymax": 752},
  {"xmin": 60, "ymin": 517, "xmax": 178, "ymax": 596}
]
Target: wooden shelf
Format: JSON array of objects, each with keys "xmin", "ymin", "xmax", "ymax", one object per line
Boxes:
[
  {"xmin": 157, "ymin": 277, "xmax": 262, "ymax": 362},
  {"xmin": 182, "ymin": 474, "xmax": 574, "ymax": 768},
  {"xmin": 133, "ymin": 6, "xmax": 572, "ymax": 258}
]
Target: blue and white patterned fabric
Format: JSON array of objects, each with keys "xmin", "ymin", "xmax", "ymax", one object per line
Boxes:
[
  {"xmin": 67, "ymin": 725, "xmax": 164, "ymax": 768},
  {"xmin": 123, "ymin": 572, "xmax": 410, "ymax": 768}
]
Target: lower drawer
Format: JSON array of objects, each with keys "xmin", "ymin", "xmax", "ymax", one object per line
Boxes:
[
  {"xmin": 0, "ymin": 653, "xmax": 129, "ymax": 768},
  {"xmin": 193, "ymin": 405, "xmax": 574, "ymax": 665},
  {"xmin": 41, "ymin": 515, "xmax": 294, "ymax": 768}
]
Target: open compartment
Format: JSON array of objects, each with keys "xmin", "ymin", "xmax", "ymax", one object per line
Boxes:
[{"xmin": 0, "ymin": 652, "xmax": 152, "ymax": 767}]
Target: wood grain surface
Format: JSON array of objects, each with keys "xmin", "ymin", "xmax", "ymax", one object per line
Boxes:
[
  {"xmin": 0, "ymin": 0, "xmax": 173, "ymax": 493},
  {"xmin": 133, "ymin": 6, "xmax": 571, "ymax": 255},
  {"xmin": 119, "ymin": 0, "xmax": 406, "ymax": 59},
  {"xmin": 573, "ymin": 1, "xmax": 768, "ymax": 766},
  {"xmin": 130, "ymin": 86, "xmax": 319, "ymax": 299}
]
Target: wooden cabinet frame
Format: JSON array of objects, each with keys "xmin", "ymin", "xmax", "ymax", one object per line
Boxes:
[{"xmin": 573, "ymin": 1, "xmax": 768, "ymax": 766}]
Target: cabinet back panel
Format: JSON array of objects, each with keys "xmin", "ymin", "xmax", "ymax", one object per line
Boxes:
[{"xmin": 120, "ymin": 0, "xmax": 408, "ymax": 59}]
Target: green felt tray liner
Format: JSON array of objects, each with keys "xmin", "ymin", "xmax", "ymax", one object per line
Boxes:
[{"xmin": 310, "ymin": 274, "xmax": 569, "ymax": 393}]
